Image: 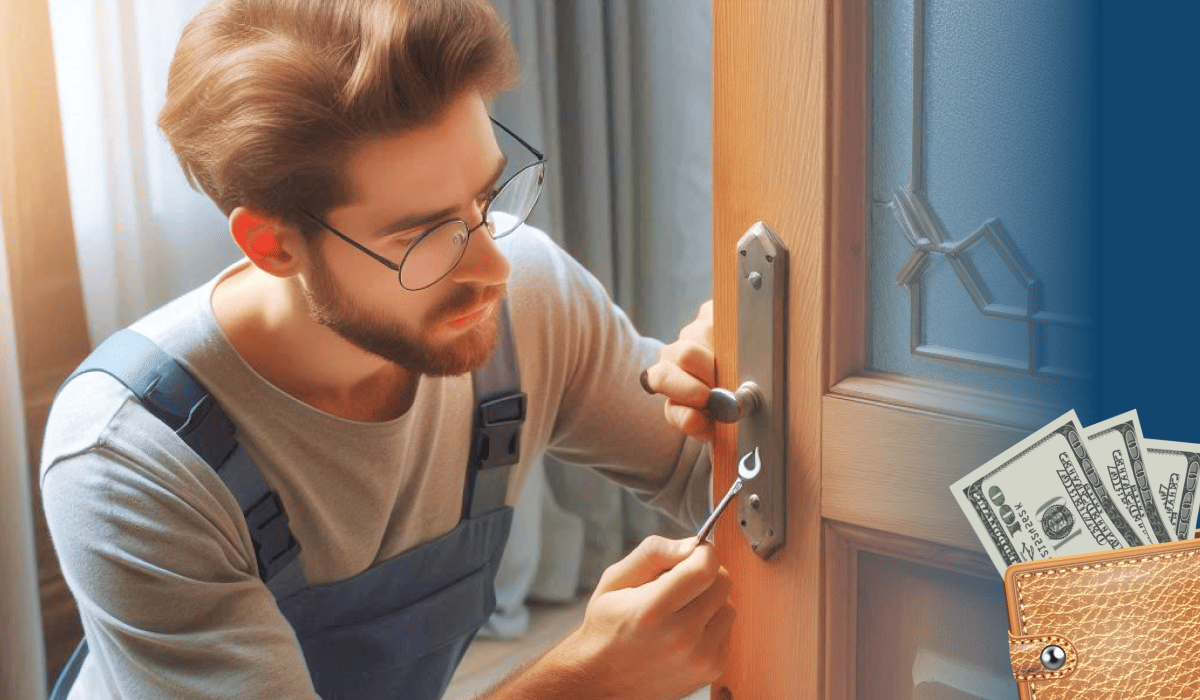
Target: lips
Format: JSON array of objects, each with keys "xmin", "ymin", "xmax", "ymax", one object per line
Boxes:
[{"xmin": 446, "ymin": 300, "xmax": 493, "ymax": 329}]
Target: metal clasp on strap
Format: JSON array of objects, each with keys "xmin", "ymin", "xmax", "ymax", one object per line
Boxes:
[
  {"xmin": 245, "ymin": 491, "xmax": 300, "ymax": 580},
  {"xmin": 476, "ymin": 392, "xmax": 526, "ymax": 469}
]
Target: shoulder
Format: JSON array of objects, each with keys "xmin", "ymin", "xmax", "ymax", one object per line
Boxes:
[
  {"xmin": 41, "ymin": 283, "xmax": 217, "ymax": 485},
  {"xmin": 42, "ymin": 372, "xmax": 257, "ymax": 588},
  {"xmin": 497, "ymin": 224, "xmax": 591, "ymax": 293},
  {"xmin": 496, "ymin": 224, "xmax": 622, "ymax": 334},
  {"xmin": 42, "ymin": 369, "xmax": 239, "ymax": 517},
  {"xmin": 41, "ymin": 371, "xmax": 131, "ymax": 482}
]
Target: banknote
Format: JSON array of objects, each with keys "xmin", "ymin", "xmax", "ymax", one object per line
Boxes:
[
  {"xmin": 951, "ymin": 410, "xmax": 1140, "ymax": 576},
  {"xmin": 1084, "ymin": 410, "xmax": 1174, "ymax": 544},
  {"xmin": 1143, "ymin": 438, "xmax": 1200, "ymax": 541}
]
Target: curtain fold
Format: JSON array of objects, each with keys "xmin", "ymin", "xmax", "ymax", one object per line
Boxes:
[
  {"xmin": 483, "ymin": 0, "xmax": 712, "ymax": 635},
  {"xmin": 49, "ymin": 0, "xmax": 237, "ymax": 346},
  {"xmin": 0, "ymin": 218, "xmax": 48, "ymax": 700}
]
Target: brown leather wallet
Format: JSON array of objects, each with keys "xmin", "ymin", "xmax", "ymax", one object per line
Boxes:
[{"xmin": 1004, "ymin": 531, "xmax": 1200, "ymax": 699}]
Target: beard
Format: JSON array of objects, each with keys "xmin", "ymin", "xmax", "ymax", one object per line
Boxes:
[{"xmin": 301, "ymin": 253, "xmax": 504, "ymax": 377}]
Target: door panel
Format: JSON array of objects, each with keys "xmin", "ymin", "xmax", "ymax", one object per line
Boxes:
[
  {"xmin": 855, "ymin": 552, "xmax": 1015, "ymax": 699},
  {"xmin": 713, "ymin": 1, "xmax": 1098, "ymax": 698},
  {"xmin": 867, "ymin": 0, "xmax": 1099, "ymax": 407},
  {"xmin": 713, "ymin": 1, "xmax": 827, "ymax": 698}
]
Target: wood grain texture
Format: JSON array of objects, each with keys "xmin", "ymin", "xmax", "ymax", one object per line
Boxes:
[
  {"xmin": 824, "ymin": 521, "xmax": 997, "ymax": 700},
  {"xmin": 828, "ymin": 520, "xmax": 997, "ymax": 582},
  {"xmin": 0, "ymin": 0, "xmax": 92, "ymax": 683},
  {"xmin": 853, "ymin": 548, "xmax": 1013, "ymax": 699},
  {"xmin": 713, "ymin": 1, "xmax": 827, "ymax": 698},
  {"xmin": 831, "ymin": 374, "xmax": 1065, "ymax": 432},
  {"xmin": 822, "ymin": 393, "xmax": 1027, "ymax": 555},
  {"xmin": 829, "ymin": 0, "xmax": 869, "ymax": 389},
  {"xmin": 823, "ymin": 522, "xmax": 858, "ymax": 700}
]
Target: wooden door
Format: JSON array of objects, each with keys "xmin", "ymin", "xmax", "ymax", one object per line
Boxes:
[{"xmin": 712, "ymin": 2, "xmax": 1098, "ymax": 698}]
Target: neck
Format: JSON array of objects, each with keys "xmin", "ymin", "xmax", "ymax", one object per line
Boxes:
[{"xmin": 211, "ymin": 264, "xmax": 419, "ymax": 422}]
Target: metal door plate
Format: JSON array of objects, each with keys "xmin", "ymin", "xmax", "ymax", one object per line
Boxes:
[{"xmin": 734, "ymin": 222, "xmax": 787, "ymax": 559}]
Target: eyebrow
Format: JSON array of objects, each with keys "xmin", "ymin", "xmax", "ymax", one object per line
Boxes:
[{"xmin": 370, "ymin": 155, "xmax": 509, "ymax": 238}]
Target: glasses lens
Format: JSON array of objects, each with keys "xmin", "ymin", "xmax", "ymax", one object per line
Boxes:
[
  {"xmin": 487, "ymin": 162, "xmax": 545, "ymax": 238},
  {"xmin": 400, "ymin": 221, "xmax": 470, "ymax": 290}
]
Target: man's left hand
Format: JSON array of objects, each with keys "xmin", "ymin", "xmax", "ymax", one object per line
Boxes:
[{"xmin": 641, "ymin": 300, "xmax": 715, "ymax": 442}]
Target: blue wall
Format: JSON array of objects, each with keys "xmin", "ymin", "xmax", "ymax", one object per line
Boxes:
[{"xmin": 1100, "ymin": 1, "xmax": 1200, "ymax": 441}]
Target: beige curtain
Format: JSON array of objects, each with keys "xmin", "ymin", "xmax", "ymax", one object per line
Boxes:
[
  {"xmin": 2, "ymin": 0, "xmax": 96, "ymax": 689},
  {"xmin": 483, "ymin": 0, "xmax": 713, "ymax": 637},
  {"xmin": 0, "ymin": 220, "xmax": 48, "ymax": 700}
]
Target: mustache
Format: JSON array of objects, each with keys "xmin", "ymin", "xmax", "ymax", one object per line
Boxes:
[{"xmin": 430, "ymin": 283, "xmax": 507, "ymax": 322}]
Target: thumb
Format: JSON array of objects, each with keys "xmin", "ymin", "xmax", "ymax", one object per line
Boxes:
[{"xmin": 594, "ymin": 536, "xmax": 692, "ymax": 595}]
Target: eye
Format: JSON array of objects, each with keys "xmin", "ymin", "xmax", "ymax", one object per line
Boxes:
[
  {"xmin": 389, "ymin": 231, "xmax": 421, "ymax": 249},
  {"xmin": 478, "ymin": 186, "xmax": 500, "ymax": 210}
]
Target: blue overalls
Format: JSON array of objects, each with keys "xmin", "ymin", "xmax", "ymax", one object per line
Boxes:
[{"xmin": 50, "ymin": 305, "xmax": 526, "ymax": 700}]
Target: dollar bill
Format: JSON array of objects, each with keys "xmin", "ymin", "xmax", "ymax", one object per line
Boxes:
[
  {"xmin": 951, "ymin": 410, "xmax": 1140, "ymax": 576},
  {"xmin": 1143, "ymin": 438, "xmax": 1200, "ymax": 541},
  {"xmin": 1084, "ymin": 410, "xmax": 1175, "ymax": 544}
]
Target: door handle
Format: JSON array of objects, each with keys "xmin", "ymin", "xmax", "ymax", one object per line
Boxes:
[{"xmin": 704, "ymin": 382, "xmax": 763, "ymax": 424}]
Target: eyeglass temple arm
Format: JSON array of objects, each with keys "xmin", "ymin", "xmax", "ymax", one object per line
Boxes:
[
  {"xmin": 489, "ymin": 117, "xmax": 545, "ymax": 162},
  {"xmin": 296, "ymin": 208, "xmax": 400, "ymax": 272}
]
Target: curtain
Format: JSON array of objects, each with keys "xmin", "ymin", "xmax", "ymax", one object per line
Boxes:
[
  {"xmin": 484, "ymin": 0, "xmax": 713, "ymax": 636},
  {"xmin": 0, "ymin": 218, "xmax": 48, "ymax": 699},
  {"xmin": 47, "ymin": 0, "xmax": 712, "ymax": 642},
  {"xmin": 49, "ymin": 0, "xmax": 238, "ymax": 346}
]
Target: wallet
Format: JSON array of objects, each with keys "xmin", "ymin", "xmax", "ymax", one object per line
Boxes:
[{"xmin": 1004, "ymin": 531, "xmax": 1200, "ymax": 699}]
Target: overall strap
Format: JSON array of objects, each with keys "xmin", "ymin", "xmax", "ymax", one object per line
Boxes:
[
  {"xmin": 462, "ymin": 302, "xmax": 526, "ymax": 519},
  {"xmin": 64, "ymin": 329, "xmax": 305, "ymax": 597}
]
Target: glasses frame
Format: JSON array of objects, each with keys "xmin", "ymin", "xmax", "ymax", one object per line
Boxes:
[{"xmin": 297, "ymin": 117, "xmax": 547, "ymax": 291}]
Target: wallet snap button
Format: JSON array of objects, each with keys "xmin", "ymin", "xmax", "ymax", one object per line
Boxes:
[{"xmin": 1040, "ymin": 644, "xmax": 1066, "ymax": 671}]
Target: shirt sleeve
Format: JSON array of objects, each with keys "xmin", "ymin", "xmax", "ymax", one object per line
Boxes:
[
  {"xmin": 41, "ymin": 397, "xmax": 320, "ymax": 700},
  {"xmin": 505, "ymin": 228, "xmax": 713, "ymax": 531}
]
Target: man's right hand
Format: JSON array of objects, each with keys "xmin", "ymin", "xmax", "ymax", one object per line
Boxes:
[
  {"xmin": 482, "ymin": 535, "xmax": 734, "ymax": 700},
  {"xmin": 562, "ymin": 535, "xmax": 735, "ymax": 698}
]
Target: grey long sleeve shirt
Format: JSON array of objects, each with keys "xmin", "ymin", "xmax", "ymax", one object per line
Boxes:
[{"xmin": 41, "ymin": 226, "xmax": 711, "ymax": 699}]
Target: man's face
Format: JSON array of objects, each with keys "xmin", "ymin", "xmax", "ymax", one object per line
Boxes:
[{"xmin": 299, "ymin": 92, "xmax": 512, "ymax": 377}]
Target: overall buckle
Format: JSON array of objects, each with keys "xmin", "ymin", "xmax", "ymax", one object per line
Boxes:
[{"xmin": 476, "ymin": 392, "xmax": 527, "ymax": 469}]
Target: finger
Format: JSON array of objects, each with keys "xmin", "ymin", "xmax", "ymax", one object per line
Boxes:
[
  {"xmin": 642, "ymin": 542, "xmax": 721, "ymax": 612},
  {"xmin": 677, "ymin": 300, "xmax": 714, "ymax": 346},
  {"xmin": 656, "ymin": 339, "xmax": 716, "ymax": 387},
  {"xmin": 678, "ymin": 565, "xmax": 732, "ymax": 632},
  {"xmin": 594, "ymin": 536, "xmax": 692, "ymax": 594},
  {"xmin": 649, "ymin": 363, "xmax": 713, "ymax": 409},
  {"xmin": 665, "ymin": 400, "xmax": 715, "ymax": 441},
  {"xmin": 694, "ymin": 602, "xmax": 736, "ymax": 674}
]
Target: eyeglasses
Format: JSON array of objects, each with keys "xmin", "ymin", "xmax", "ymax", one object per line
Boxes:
[{"xmin": 298, "ymin": 117, "xmax": 546, "ymax": 291}]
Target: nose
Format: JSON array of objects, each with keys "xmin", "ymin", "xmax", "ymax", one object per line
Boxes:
[{"xmin": 448, "ymin": 216, "xmax": 510, "ymax": 287}]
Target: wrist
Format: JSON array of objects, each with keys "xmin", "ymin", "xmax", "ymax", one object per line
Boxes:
[{"xmin": 482, "ymin": 628, "xmax": 609, "ymax": 700}]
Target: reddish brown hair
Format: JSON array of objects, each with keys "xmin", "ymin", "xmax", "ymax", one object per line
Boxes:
[{"xmin": 158, "ymin": 0, "xmax": 520, "ymax": 233}]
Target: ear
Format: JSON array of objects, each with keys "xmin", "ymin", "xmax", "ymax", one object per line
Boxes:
[{"xmin": 229, "ymin": 207, "xmax": 306, "ymax": 277}]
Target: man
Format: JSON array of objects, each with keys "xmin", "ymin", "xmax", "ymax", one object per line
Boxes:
[{"xmin": 41, "ymin": 1, "xmax": 730, "ymax": 698}]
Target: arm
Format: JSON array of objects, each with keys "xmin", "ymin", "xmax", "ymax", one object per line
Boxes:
[
  {"xmin": 42, "ymin": 435, "xmax": 320, "ymax": 698},
  {"xmin": 479, "ymin": 536, "xmax": 734, "ymax": 700},
  {"xmin": 507, "ymin": 229, "xmax": 712, "ymax": 529}
]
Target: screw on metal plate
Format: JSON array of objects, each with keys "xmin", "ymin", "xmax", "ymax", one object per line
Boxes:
[
  {"xmin": 720, "ymin": 688, "xmax": 733, "ymax": 700},
  {"xmin": 1041, "ymin": 645, "xmax": 1066, "ymax": 671}
]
